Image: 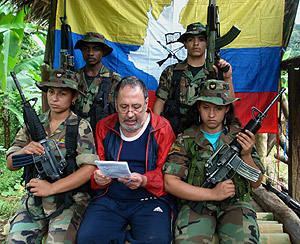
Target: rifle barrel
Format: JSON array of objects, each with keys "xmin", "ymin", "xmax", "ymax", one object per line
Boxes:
[
  {"xmin": 259, "ymin": 87, "xmax": 286, "ymax": 118},
  {"xmin": 10, "ymin": 71, "xmax": 27, "ymax": 104}
]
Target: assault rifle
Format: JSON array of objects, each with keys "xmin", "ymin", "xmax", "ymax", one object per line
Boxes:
[
  {"xmin": 60, "ymin": 0, "xmax": 74, "ymax": 70},
  {"xmin": 189, "ymin": 88, "xmax": 285, "ymax": 214},
  {"xmin": 202, "ymin": 88, "xmax": 286, "ymax": 188},
  {"xmin": 10, "ymin": 71, "xmax": 67, "ymax": 181},
  {"xmin": 262, "ymin": 181, "xmax": 300, "ymax": 218},
  {"xmin": 206, "ymin": 0, "xmax": 241, "ymax": 79}
]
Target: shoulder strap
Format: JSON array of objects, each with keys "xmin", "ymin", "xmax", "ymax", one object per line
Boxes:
[
  {"xmin": 64, "ymin": 116, "xmax": 81, "ymax": 180},
  {"xmin": 95, "ymin": 70, "xmax": 113, "ymax": 105},
  {"xmin": 65, "ymin": 116, "xmax": 81, "ymax": 162},
  {"xmin": 171, "ymin": 69, "xmax": 184, "ymax": 100},
  {"xmin": 60, "ymin": 116, "xmax": 81, "ymax": 210}
]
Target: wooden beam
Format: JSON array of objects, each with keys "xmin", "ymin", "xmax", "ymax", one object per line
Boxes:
[
  {"xmin": 281, "ymin": 56, "xmax": 300, "ymax": 70},
  {"xmin": 287, "ymin": 62, "xmax": 300, "ymax": 202}
]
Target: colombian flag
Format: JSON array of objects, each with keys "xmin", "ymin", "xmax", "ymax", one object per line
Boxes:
[{"xmin": 53, "ymin": 0, "xmax": 285, "ymax": 133}]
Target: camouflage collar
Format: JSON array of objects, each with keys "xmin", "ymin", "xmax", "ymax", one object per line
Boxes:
[
  {"xmin": 40, "ymin": 110, "xmax": 79, "ymax": 127},
  {"xmin": 183, "ymin": 124, "xmax": 241, "ymax": 149},
  {"xmin": 173, "ymin": 59, "xmax": 188, "ymax": 71}
]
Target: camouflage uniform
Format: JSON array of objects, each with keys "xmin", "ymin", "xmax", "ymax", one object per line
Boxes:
[
  {"xmin": 75, "ymin": 64, "xmax": 121, "ymax": 120},
  {"xmin": 6, "ymin": 69, "xmax": 99, "ymax": 244},
  {"xmin": 156, "ymin": 59, "xmax": 208, "ymax": 105},
  {"xmin": 73, "ymin": 32, "xmax": 122, "ymax": 129},
  {"xmin": 155, "ymin": 23, "xmax": 208, "ymax": 134},
  {"xmin": 163, "ymin": 80, "xmax": 263, "ymax": 244}
]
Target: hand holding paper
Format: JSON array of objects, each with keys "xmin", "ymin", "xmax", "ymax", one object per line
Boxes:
[
  {"xmin": 95, "ymin": 161, "xmax": 132, "ymax": 178},
  {"xmin": 94, "ymin": 169, "xmax": 112, "ymax": 186},
  {"xmin": 118, "ymin": 172, "xmax": 147, "ymax": 190}
]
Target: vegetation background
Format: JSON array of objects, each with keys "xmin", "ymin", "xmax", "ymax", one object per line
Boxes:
[
  {"xmin": 0, "ymin": 1, "xmax": 299, "ymax": 242},
  {"xmin": 0, "ymin": 2, "xmax": 46, "ymax": 241}
]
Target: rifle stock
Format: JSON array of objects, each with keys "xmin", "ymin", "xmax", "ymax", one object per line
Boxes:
[{"xmin": 262, "ymin": 181, "xmax": 300, "ymax": 217}]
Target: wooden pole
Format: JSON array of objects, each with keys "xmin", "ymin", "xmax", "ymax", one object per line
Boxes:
[{"xmin": 281, "ymin": 56, "xmax": 300, "ymax": 202}]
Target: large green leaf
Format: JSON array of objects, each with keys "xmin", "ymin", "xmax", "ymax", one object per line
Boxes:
[
  {"xmin": 14, "ymin": 55, "xmax": 44, "ymax": 74},
  {"xmin": 6, "ymin": 70, "xmax": 42, "ymax": 89},
  {"xmin": 3, "ymin": 104, "xmax": 23, "ymax": 124},
  {"xmin": 0, "ymin": 4, "xmax": 38, "ymax": 91},
  {"xmin": 0, "ymin": 29, "xmax": 22, "ymax": 89}
]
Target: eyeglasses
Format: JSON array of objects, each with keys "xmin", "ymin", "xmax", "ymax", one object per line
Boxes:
[{"xmin": 118, "ymin": 104, "xmax": 145, "ymax": 114}]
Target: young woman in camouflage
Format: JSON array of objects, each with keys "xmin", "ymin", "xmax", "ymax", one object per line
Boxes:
[
  {"xmin": 163, "ymin": 79, "xmax": 263, "ymax": 244},
  {"xmin": 6, "ymin": 69, "xmax": 99, "ymax": 244}
]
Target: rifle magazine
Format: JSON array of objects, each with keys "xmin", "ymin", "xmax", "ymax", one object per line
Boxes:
[
  {"xmin": 12, "ymin": 154, "xmax": 34, "ymax": 168},
  {"xmin": 236, "ymin": 161, "xmax": 261, "ymax": 182}
]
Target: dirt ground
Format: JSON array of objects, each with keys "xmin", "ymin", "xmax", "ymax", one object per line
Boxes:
[{"xmin": 0, "ymin": 219, "xmax": 9, "ymax": 243}]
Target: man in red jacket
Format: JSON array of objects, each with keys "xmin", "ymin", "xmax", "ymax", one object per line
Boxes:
[{"xmin": 77, "ymin": 76, "xmax": 176, "ymax": 244}]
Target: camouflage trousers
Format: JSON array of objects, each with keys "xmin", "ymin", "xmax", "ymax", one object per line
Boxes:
[
  {"xmin": 174, "ymin": 201, "xmax": 260, "ymax": 244},
  {"xmin": 6, "ymin": 192, "xmax": 90, "ymax": 244}
]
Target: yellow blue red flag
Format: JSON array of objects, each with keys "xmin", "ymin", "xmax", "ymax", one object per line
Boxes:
[{"xmin": 54, "ymin": 0, "xmax": 284, "ymax": 133}]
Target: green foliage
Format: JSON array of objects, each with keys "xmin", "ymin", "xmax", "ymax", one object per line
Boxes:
[
  {"xmin": 286, "ymin": 24, "xmax": 300, "ymax": 58},
  {"xmin": 0, "ymin": 147, "xmax": 23, "ymax": 219},
  {"xmin": 0, "ymin": 2, "xmax": 46, "ymax": 223},
  {"xmin": 0, "ymin": 197, "xmax": 20, "ymax": 220},
  {"xmin": 0, "ymin": 2, "xmax": 46, "ymax": 148},
  {"xmin": 268, "ymin": 146, "xmax": 289, "ymax": 184}
]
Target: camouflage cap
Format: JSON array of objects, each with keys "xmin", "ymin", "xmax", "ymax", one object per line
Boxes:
[
  {"xmin": 36, "ymin": 69, "xmax": 85, "ymax": 96},
  {"xmin": 74, "ymin": 32, "xmax": 113, "ymax": 56},
  {"xmin": 188, "ymin": 79, "xmax": 240, "ymax": 106},
  {"xmin": 177, "ymin": 22, "xmax": 207, "ymax": 43}
]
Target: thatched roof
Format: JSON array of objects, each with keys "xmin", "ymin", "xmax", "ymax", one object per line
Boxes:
[{"xmin": 1, "ymin": 0, "xmax": 50, "ymax": 26}]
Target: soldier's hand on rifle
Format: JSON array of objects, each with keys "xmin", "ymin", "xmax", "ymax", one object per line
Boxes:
[
  {"xmin": 212, "ymin": 179, "xmax": 235, "ymax": 201},
  {"xmin": 213, "ymin": 55, "xmax": 232, "ymax": 77},
  {"xmin": 94, "ymin": 169, "xmax": 112, "ymax": 186},
  {"xmin": 20, "ymin": 141, "xmax": 45, "ymax": 156},
  {"xmin": 236, "ymin": 129, "xmax": 255, "ymax": 157},
  {"xmin": 26, "ymin": 178, "xmax": 53, "ymax": 197},
  {"xmin": 217, "ymin": 58, "xmax": 232, "ymax": 79}
]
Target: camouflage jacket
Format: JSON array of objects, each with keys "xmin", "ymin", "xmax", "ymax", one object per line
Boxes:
[
  {"xmin": 74, "ymin": 64, "xmax": 122, "ymax": 121},
  {"xmin": 163, "ymin": 124, "xmax": 263, "ymax": 206},
  {"xmin": 7, "ymin": 110, "xmax": 99, "ymax": 168},
  {"xmin": 155, "ymin": 59, "xmax": 208, "ymax": 105}
]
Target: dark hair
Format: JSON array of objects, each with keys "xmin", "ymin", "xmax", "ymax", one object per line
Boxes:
[
  {"xmin": 44, "ymin": 86, "xmax": 77, "ymax": 97},
  {"xmin": 185, "ymin": 101, "xmax": 241, "ymax": 128},
  {"xmin": 114, "ymin": 76, "xmax": 148, "ymax": 101},
  {"xmin": 184, "ymin": 33, "xmax": 207, "ymax": 42}
]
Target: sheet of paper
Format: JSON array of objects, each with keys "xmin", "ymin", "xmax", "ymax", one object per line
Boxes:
[{"xmin": 95, "ymin": 160, "xmax": 132, "ymax": 178}]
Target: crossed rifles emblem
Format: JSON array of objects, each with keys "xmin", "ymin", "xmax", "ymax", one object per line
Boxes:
[{"xmin": 156, "ymin": 32, "xmax": 184, "ymax": 67}]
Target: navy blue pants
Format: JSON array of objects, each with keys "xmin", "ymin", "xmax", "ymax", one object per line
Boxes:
[{"xmin": 77, "ymin": 195, "xmax": 172, "ymax": 244}]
